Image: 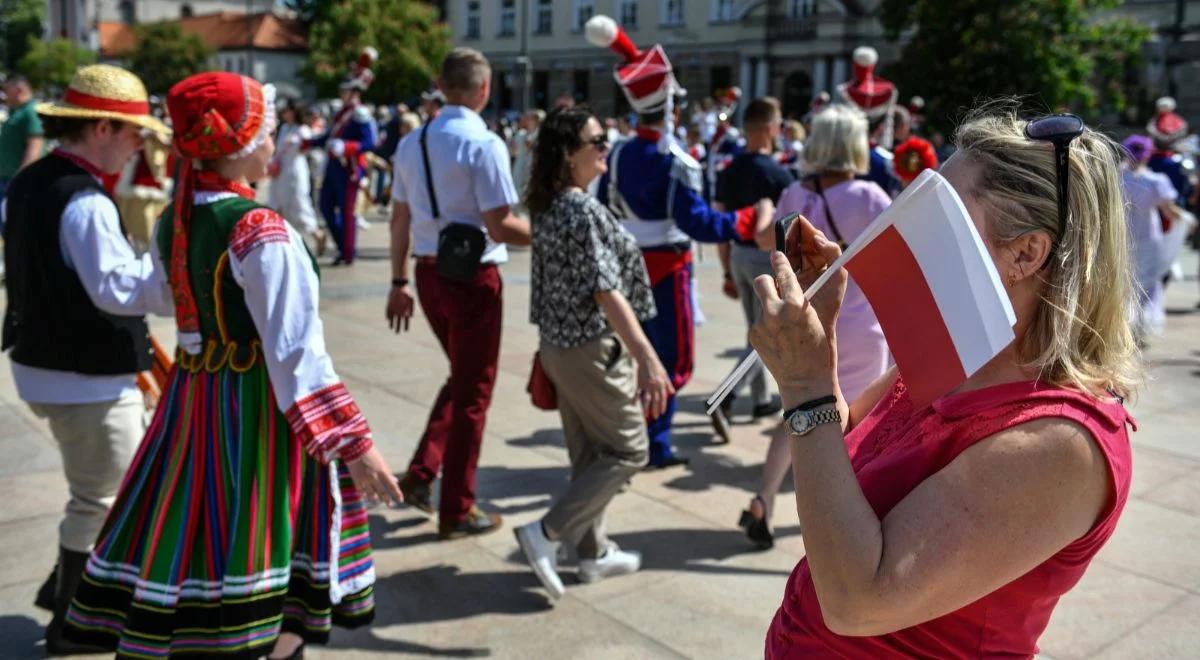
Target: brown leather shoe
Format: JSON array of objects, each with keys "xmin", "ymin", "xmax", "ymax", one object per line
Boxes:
[
  {"xmin": 438, "ymin": 506, "xmax": 503, "ymax": 540},
  {"xmin": 397, "ymin": 472, "xmax": 434, "ymax": 515}
]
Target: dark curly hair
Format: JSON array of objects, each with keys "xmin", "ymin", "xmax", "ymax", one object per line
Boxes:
[{"xmin": 524, "ymin": 104, "xmax": 597, "ymax": 218}]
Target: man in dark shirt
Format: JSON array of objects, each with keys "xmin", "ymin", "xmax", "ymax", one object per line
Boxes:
[{"xmin": 711, "ymin": 96, "xmax": 793, "ymax": 440}]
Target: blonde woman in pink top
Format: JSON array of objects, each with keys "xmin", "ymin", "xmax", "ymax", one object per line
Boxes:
[{"xmin": 739, "ymin": 104, "xmax": 890, "ymax": 549}]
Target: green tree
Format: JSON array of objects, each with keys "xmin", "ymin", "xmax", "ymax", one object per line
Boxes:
[
  {"xmin": 16, "ymin": 36, "xmax": 96, "ymax": 91},
  {"xmin": 303, "ymin": 0, "xmax": 451, "ymax": 104},
  {"xmin": 0, "ymin": 0, "xmax": 45, "ymax": 71},
  {"xmin": 880, "ymin": 0, "xmax": 1150, "ymax": 130},
  {"xmin": 127, "ymin": 22, "xmax": 215, "ymax": 95}
]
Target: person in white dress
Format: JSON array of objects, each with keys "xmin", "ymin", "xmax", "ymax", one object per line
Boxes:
[
  {"xmin": 269, "ymin": 102, "xmax": 327, "ymax": 255},
  {"xmin": 1120, "ymin": 134, "xmax": 1178, "ymax": 339}
]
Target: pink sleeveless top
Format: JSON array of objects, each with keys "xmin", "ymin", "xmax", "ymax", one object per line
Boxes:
[{"xmin": 766, "ymin": 377, "xmax": 1135, "ymax": 659}]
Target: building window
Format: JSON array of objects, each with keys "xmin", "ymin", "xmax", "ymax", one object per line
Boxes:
[
  {"xmin": 573, "ymin": 69, "xmax": 590, "ymax": 102},
  {"xmin": 789, "ymin": 0, "xmax": 816, "ymax": 18},
  {"xmin": 710, "ymin": 65, "xmax": 732, "ymax": 98},
  {"xmin": 533, "ymin": 70, "xmax": 550, "ymax": 109},
  {"xmin": 662, "ymin": 0, "xmax": 685, "ymax": 26},
  {"xmin": 618, "ymin": 0, "xmax": 639, "ymax": 28},
  {"xmin": 712, "ymin": 0, "xmax": 736, "ymax": 22},
  {"xmin": 466, "ymin": 0, "xmax": 480, "ymax": 39},
  {"xmin": 118, "ymin": 0, "xmax": 136, "ymax": 24},
  {"xmin": 181, "ymin": 3, "xmax": 194, "ymax": 17},
  {"xmin": 535, "ymin": 0, "xmax": 553, "ymax": 34},
  {"xmin": 572, "ymin": 0, "xmax": 595, "ymax": 32},
  {"xmin": 499, "ymin": 0, "xmax": 516, "ymax": 37}
]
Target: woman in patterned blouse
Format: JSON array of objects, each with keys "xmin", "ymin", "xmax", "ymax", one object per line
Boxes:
[{"xmin": 515, "ymin": 105, "xmax": 673, "ymax": 601}]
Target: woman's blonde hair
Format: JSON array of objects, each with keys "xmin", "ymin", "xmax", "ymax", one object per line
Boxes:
[
  {"xmin": 399, "ymin": 112, "xmax": 421, "ymax": 134},
  {"xmin": 783, "ymin": 119, "xmax": 806, "ymax": 142},
  {"xmin": 954, "ymin": 106, "xmax": 1140, "ymax": 399},
  {"xmin": 804, "ymin": 104, "xmax": 869, "ymax": 175}
]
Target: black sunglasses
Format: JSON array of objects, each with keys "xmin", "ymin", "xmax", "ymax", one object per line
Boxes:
[
  {"xmin": 1024, "ymin": 114, "xmax": 1085, "ymax": 265},
  {"xmin": 584, "ymin": 135, "xmax": 609, "ymax": 150}
]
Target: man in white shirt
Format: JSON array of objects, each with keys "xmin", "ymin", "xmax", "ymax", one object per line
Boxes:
[
  {"xmin": 386, "ymin": 48, "xmax": 531, "ymax": 540},
  {"xmin": 0, "ymin": 65, "xmax": 172, "ymax": 654}
]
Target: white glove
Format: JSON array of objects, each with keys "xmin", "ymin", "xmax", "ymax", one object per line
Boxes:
[{"xmin": 329, "ymin": 138, "xmax": 346, "ymax": 157}]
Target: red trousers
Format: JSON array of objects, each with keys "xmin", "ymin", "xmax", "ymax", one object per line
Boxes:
[{"xmin": 407, "ymin": 262, "xmax": 503, "ymax": 523}]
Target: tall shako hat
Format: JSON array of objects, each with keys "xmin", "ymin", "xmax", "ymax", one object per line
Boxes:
[
  {"xmin": 717, "ymin": 86, "xmax": 742, "ymax": 121},
  {"xmin": 36, "ymin": 64, "xmax": 169, "ymax": 135},
  {"xmin": 837, "ymin": 46, "xmax": 899, "ymax": 147},
  {"xmin": 341, "ymin": 47, "xmax": 379, "ymax": 92},
  {"xmin": 165, "ymin": 72, "xmax": 277, "ymax": 352},
  {"xmin": 1147, "ymin": 96, "xmax": 1188, "ymax": 149},
  {"xmin": 585, "ymin": 15, "xmax": 682, "ymax": 114}
]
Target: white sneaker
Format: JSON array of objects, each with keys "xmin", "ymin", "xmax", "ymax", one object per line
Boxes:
[
  {"xmin": 356, "ymin": 216, "xmax": 371, "ymax": 229},
  {"xmin": 578, "ymin": 544, "xmax": 641, "ymax": 583},
  {"xmin": 515, "ymin": 521, "xmax": 565, "ymax": 600}
]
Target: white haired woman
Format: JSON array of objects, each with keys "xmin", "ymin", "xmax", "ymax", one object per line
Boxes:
[
  {"xmin": 756, "ymin": 108, "xmax": 1138, "ymax": 655},
  {"xmin": 738, "ymin": 104, "xmax": 891, "ymax": 548}
]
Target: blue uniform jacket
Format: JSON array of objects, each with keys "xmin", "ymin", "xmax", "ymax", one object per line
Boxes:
[
  {"xmin": 308, "ymin": 105, "xmax": 378, "ymax": 180},
  {"xmin": 597, "ymin": 134, "xmax": 745, "ymax": 245}
]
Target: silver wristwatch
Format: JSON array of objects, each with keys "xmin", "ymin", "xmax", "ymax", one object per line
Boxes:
[{"xmin": 785, "ymin": 406, "xmax": 841, "ymax": 437}]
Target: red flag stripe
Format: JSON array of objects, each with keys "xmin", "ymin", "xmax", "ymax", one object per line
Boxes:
[{"xmin": 846, "ymin": 224, "xmax": 966, "ymax": 407}]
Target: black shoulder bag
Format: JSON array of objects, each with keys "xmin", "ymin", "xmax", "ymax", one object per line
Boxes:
[{"xmin": 420, "ymin": 125, "xmax": 486, "ymax": 283}]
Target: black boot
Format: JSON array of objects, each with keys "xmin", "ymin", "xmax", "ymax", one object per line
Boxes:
[
  {"xmin": 33, "ymin": 557, "xmax": 58, "ymax": 611},
  {"xmin": 44, "ymin": 547, "xmax": 108, "ymax": 656}
]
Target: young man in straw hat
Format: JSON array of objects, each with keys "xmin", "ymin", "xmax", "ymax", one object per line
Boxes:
[{"xmin": 0, "ymin": 63, "xmax": 172, "ymax": 654}]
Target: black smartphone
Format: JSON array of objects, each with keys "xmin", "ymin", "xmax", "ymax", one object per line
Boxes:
[{"xmin": 775, "ymin": 212, "xmax": 800, "ymax": 253}]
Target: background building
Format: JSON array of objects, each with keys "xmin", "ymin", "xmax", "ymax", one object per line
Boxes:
[
  {"xmin": 46, "ymin": 0, "xmax": 276, "ymax": 47},
  {"xmin": 97, "ymin": 10, "xmax": 310, "ymax": 97},
  {"xmin": 444, "ymin": 0, "xmax": 1200, "ymax": 128},
  {"xmin": 443, "ymin": 0, "xmax": 894, "ymax": 120}
]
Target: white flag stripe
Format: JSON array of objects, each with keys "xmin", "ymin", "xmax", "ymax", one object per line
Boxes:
[{"xmin": 934, "ymin": 178, "xmax": 1018, "ymax": 350}]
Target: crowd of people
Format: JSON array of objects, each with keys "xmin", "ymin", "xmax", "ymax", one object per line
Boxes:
[{"xmin": 0, "ymin": 8, "xmax": 1195, "ymax": 657}]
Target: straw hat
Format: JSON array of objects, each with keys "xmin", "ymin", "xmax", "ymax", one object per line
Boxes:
[{"xmin": 36, "ymin": 64, "xmax": 169, "ymax": 136}]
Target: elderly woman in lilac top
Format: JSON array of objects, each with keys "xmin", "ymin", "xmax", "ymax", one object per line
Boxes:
[{"xmin": 737, "ymin": 104, "xmax": 891, "ymax": 549}]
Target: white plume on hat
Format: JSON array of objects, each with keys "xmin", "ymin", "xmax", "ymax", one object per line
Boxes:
[
  {"xmin": 585, "ymin": 14, "xmax": 619, "ymax": 49},
  {"xmin": 1156, "ymin": 96, "xmax": 1177, "ymax": 113},
  {"xmin": 853, "ymin": 46, "xmax": 879, "ymax": 68}
]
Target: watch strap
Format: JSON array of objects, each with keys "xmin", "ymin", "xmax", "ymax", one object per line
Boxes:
[{"xmin": 783, "ymin": 395, "xmax": 837, "ymax": 420}]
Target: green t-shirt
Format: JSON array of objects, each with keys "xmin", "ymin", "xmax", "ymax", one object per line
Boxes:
[{"xmin": 0, "ymin": 101, "xmax": 45, "ymax": 179}]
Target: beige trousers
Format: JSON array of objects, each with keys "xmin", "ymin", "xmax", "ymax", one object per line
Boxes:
[
  {"xmin": 29, "ymin": 392, "xmax": 145, "ymax": 553},
  {"xmin": 539, "ymin": 331, "xmax": 649, "ymax": 559}
]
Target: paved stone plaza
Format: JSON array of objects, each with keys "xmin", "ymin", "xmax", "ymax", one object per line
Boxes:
[{"xmin": 1, "ymin": 208, "xmax": 1197, "ymax": 659}]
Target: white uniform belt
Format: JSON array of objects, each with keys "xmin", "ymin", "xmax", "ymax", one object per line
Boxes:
[{"xmin": 620, "ymin": 218, "xmax": 690, "ymax": 248}]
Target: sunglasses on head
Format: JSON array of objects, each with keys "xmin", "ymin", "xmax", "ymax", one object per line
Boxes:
[{"xmin": 1024, "ymin": 113, "xmax": 1085, "ymax": 266}]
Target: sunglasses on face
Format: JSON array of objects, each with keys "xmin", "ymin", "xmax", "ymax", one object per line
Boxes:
[
  {"xmin": 584, "ymin": 135, "xmax": 609, "ymax": 151},
  {"xmin": 1023, "ymin": 113, "xmax": 1085, "ymax": 266}
]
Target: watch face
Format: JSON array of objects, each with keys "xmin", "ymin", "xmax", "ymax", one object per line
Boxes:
[{"xmin": 788, "ymin": 411, "xmax": 812, "ymax": 435}]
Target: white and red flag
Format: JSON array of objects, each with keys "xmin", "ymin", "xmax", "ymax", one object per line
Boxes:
[{"xmin": 707, "ymin": 168, "xmax": 1016, "ymax": 412}]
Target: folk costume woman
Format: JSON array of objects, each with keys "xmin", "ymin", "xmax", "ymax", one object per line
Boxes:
[{"xmin": 64, "ymin": 72, "xmax": 402, "ymax": 659}]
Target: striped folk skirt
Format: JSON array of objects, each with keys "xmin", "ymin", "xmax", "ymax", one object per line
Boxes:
[{"xmin": 64, "ymin": 360, "xmax": 375, "ymax": 658}]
